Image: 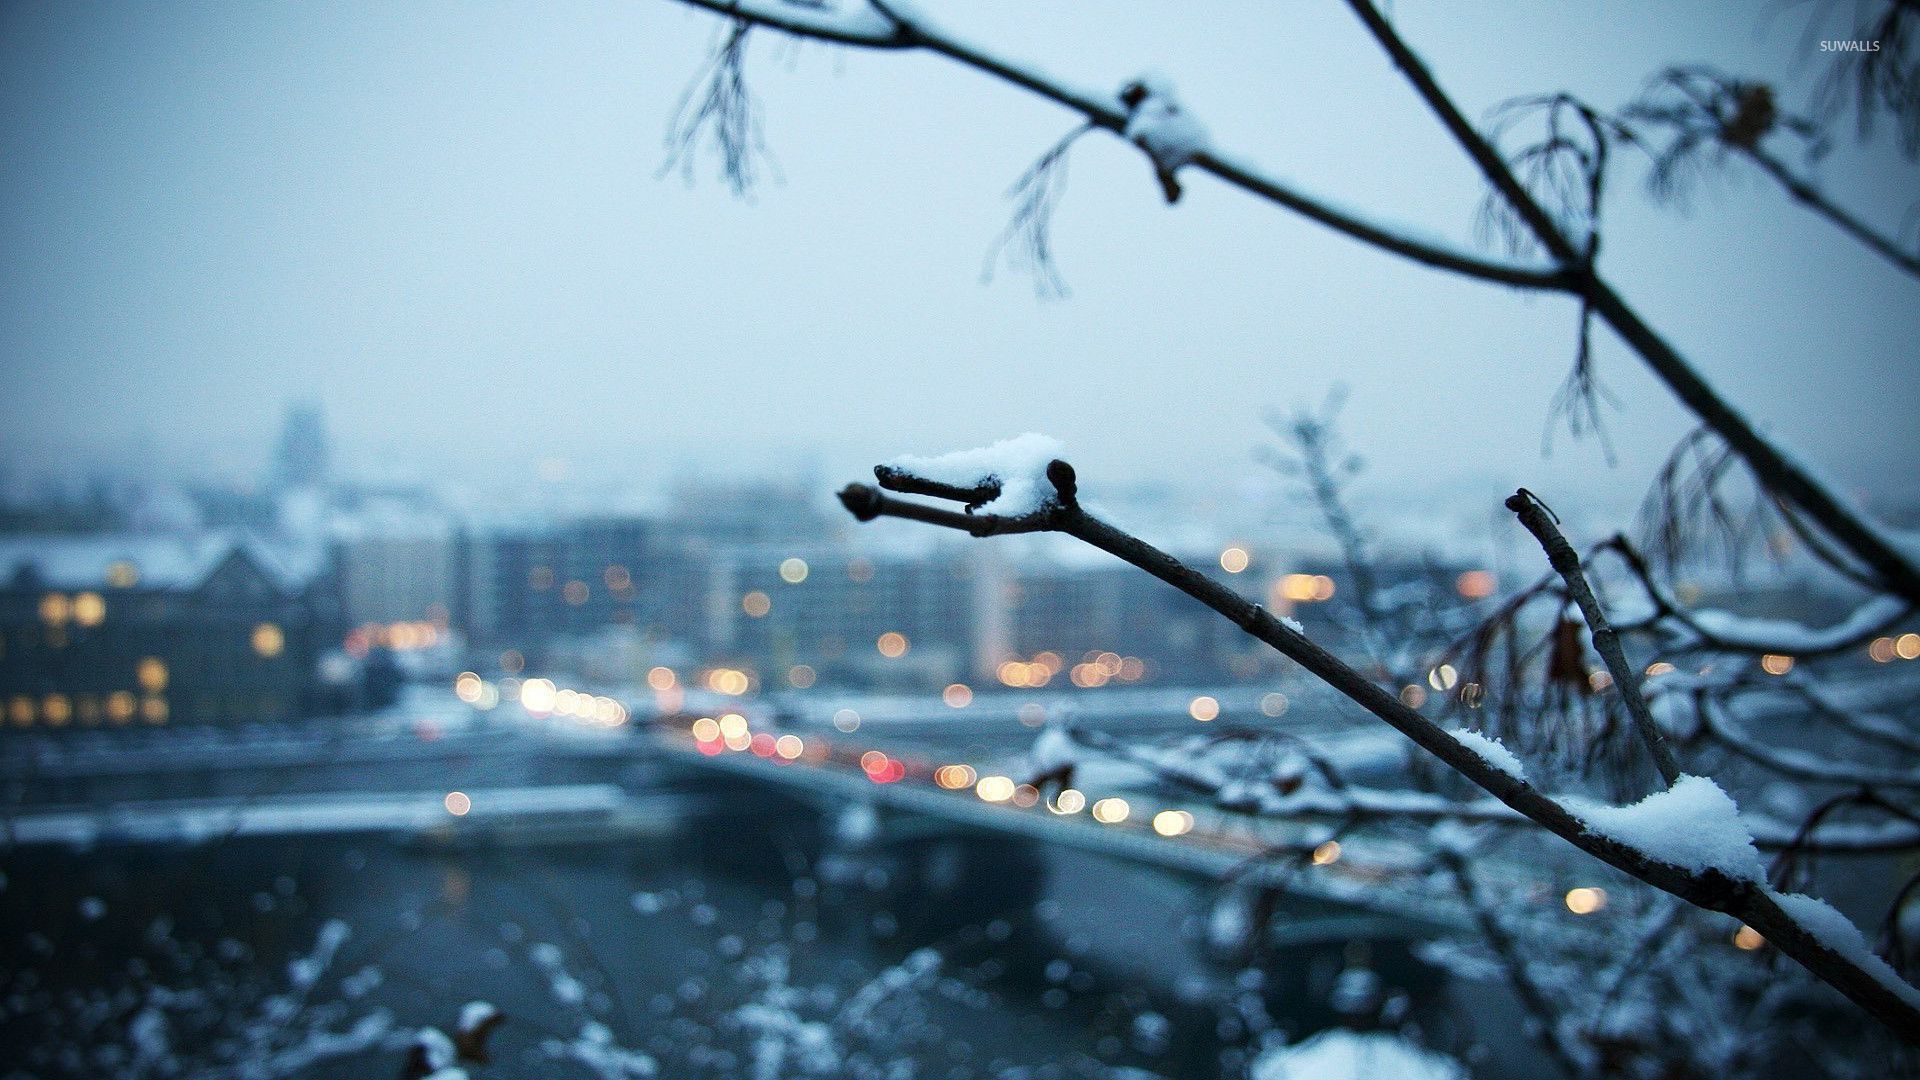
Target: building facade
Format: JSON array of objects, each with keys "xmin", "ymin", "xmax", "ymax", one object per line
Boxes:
[{"xmin": 0, "ymin": 534, "xmax": 342, "ymax": 730}]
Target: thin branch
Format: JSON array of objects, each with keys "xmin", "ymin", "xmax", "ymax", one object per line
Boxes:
[
  {"xmin": 982, "ymin": 123, "xmax": 1092, "ymax": 298},
  {"xmin": 1624, "ymin": 66, "xmax": 1920, "ymax": 279},
  {"xmin": 1507, "ymin": 490, "xmax": 1683, "ymax": 788},
  {"xmin": 1438, "ymin": 845, "xmax": 1594, "ymax": 1079},
  {"xmin": 1598, "ymin": 533, "xmax": 1913, "ymax": 658},
  {"xmin": 661, "ymin": 19, "xmax": 777, "ymax": 197},
  {"xmin": 674, "ymin": 0, "xmax": 1575, "ymax": 291},
  {"xmin": 1338, "ymin": 0, "xmax": 1920, "ymax": 605},
  {"xmin": 1745, "ymin": 144, "xmax": 1920, "ymax": 277}
]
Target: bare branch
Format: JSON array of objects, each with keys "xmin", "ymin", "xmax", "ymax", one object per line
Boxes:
[
  {"xmin": 1338, "ymin": 0, "xmax": 1920, "ymax": 604},
  {"xmin": 1626, "ymin": 65, "xmax": 1920, "ymax": 278},
  {"xmin": 1438, "ymin": 844, "xmax": 1594, "ymax": 1079},
  {"xmin": 1507, "ymin": 490, "xmax": 1683, "ymax": 788},
  {"xmin": 661, "ymin": 0, "xmax": 1920, "ymax": 603},
  {"xmin": 661, "ymin": 19, "xmax": 777, "ymax": 197},
  {"xmin": 671, "ymin": 0, "xmax": 1576, "ymax": 291},
  {"xmin": 982, "ymin": 123, "xmax": 1091, "ymax": 299}
]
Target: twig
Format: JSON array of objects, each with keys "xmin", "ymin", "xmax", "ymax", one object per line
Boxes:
[
  {"xmin": 1507, "ymin": 490, "xmax": 1682, "ymax": 787},
  {"xmin": 1438, "ymin": 845, "xmax": 1594, "ymax": 1079}
]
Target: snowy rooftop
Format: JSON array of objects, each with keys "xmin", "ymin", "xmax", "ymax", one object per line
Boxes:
[{"xmin": 0, "ymin": 533, "xmax": 328, "ymax": 594}]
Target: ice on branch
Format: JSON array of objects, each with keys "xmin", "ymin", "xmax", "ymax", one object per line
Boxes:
[
  {"xmin": 1119, "ymin": 74, "xmax": 1210, "ymax": 202},
  {"xmin": 1446, "ymin": 729, "xmax": 1527, "ymax": 781},
  {"xmin": 882, "ymin": 433, "xmax": 1066, "ymax": 516},
  {"xmin": 1568, "ymin": 775, "xmax": 1765, "ymax": 880}
]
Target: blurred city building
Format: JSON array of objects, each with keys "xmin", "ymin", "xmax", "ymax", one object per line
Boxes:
[{"xmin": 0, "ymin": 533, "xmax": 343, "ymax": 728}]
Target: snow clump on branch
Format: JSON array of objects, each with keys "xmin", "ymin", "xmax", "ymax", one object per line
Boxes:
[
  {"xmin": 1567, "ymin": 774, "xmax": 1765, "ymax": 880},
  {"xmin": 883, "ymin": 433, "xmax": 1066, "ymax": 516},
  {"xmin": 1446, "ymin": 728, "xmax": 1527, "ymax": 781},
  {"xmin": 1119, "ymin": 74, "xmax": 1210, "ymax": 202}
]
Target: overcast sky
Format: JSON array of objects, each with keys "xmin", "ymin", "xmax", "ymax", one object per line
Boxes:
[{"xmin": 2, "ymin": 0, "xmax": 1915, "ymax": 519}]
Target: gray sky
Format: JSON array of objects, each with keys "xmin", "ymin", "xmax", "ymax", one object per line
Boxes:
[{"xmin": 2, "ymin": 0, "xmax": 1915, "ymax": 517}]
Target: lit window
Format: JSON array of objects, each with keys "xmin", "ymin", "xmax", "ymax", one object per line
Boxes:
[
  {"xmin": 43, "ymin": 694, "xmax": 71, "ymax": 726},
  {"xmin": 137, "ymin": 657, "xmax": 169, "ymax": 692},
  {"xmin": 141, "ymin": 697, "xmax": 168, "ymax": 724},
  {"xmin": 251, "ymin": 623, "xmax": 285, "ymax": 658},
  {"xmin": 39, "ymin": 593, "xmax": 70, "ymax": 626},
  {"xmin": 72, "ymin": 592, "xmax": 106, "ymax": 627},
  {"xmin": 106, "ymin": 561, "xmax": 139, "ymax": 588}
]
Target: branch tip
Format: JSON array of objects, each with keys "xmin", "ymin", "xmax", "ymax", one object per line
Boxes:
[
  {"xmin": 1046, "ymin": 459, "xmax": 1078, "ymax": 508},
  {"xmin": 838, "ymin": 483, "xmax": 883, "ymax": 522}
]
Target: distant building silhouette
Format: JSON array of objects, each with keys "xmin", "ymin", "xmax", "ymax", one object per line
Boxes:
[
  {"xmin": 270, "ymin": 400, "xmax": 330, "ymax": 491},
  {"xmin": 0, "ymin": 534, "xmax": 343, "ymax": 728}
]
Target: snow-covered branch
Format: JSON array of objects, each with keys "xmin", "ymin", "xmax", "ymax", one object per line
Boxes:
[
  {"xmin": 667, "ymin": 0, "xmax": 1574, "ymax": 291},
  {"xmin": 838, "ymin": 444, "xmax": 1920, "ymax": 1037}
]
